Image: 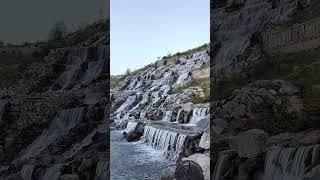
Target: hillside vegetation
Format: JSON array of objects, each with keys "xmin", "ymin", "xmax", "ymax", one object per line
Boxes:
[{"xmin": 0, "ymin": 20, "xmax": 109, "ymax": 89}]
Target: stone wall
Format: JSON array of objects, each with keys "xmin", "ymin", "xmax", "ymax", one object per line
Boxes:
[{"xmin": 263, "ymin": 18, "xmax": 320, "ymax": 50}]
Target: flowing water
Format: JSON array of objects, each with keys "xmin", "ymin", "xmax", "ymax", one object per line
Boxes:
[
  {"xmin": 263, "ymin": 145, "xmax": 318, "ymax": 180},
  {"xmin": 110, "ymin": 130, "xmax": 172, "ymax": 180},
  {"xmin": 0, "ymin": 100, "xmax": 8, "ymax": 121},
  {"xmin": 189, "ymin": 108, "xmax": 209, "ymax": 125},
  {"xmin": 20, "ymin": 165, "xmax": 35, "ymax": 180}
]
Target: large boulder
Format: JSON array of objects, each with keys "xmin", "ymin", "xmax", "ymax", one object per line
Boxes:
[
  {"xmin": 196, "ymin": 116, "xmax": 210, "ymax": 132},
  {"xmin": 199, "ymin": 132, "xmax": 210, "ymax": 150},
  {"xmin": 231, "ymin": 129, "xmax": 268, "ymax": 158},
  {"xmin": 181, "ymin": 153, "xmax": 210, "ymax": 180}
]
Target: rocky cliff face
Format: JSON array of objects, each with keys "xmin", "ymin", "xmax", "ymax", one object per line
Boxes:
[{"xmin": 0, "ymin": 22, "xmax": 109, "ymax": 180}]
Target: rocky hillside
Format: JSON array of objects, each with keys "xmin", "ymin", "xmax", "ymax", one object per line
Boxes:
[
  {"xmin": 110, "ymin": 44, "xmax": 210, "ymax": 179},
  {"xmin": 0, "ymin": 20, "xmax": 109, "ymax": 180},
  {"xmin": 212, "ymin": 0, "xmax": 320, "ymax": 179}
]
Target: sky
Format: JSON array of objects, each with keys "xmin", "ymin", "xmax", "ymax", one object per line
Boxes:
[
  {"xmin": 111, "ymin": 0, "xmax": 210, "ymax": 75},
  {"xmin": 0, "ymin": 0, "xmax": 108, "ymax": 44}
]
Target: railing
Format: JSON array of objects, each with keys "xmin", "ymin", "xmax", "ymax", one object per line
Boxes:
[{"xmin": 263, "ymin": 18, "xmax": 320, "ymax": 49}]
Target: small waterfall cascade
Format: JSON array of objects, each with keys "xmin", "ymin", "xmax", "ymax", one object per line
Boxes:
[
  {"xmin": 0, "ymin": 166, "xmax": 10, "ymax": 176},
  {"xmin": 176, "ymin": 109, "xmax": 183, "ymax": 123},
  {"xmin": 213, "ymin": 151, "xmax": 235, "ymax": 180},
  {"xmin": 49, "ymin": 107, "xmax": 85, "ymax": 132},
  {"xmin": 116, "ymin": 95, "xmax": 137, "ymax": 113},
  {"xmin": 124, "ymin": 121, "xmax": 138, "ymax": 134},
  {"xmin": 139, "ymin": 111, "xmax": 146, "ymax": 120},
  {"xmin": 162, "ymin": 111, "xmax": 173, "ymax": 122},
  {"xmin": 142, "ymin": 126, "xmax": 187, "ymax": 161},
  {"xmin": 41, "ymin": 164, "xmax": 63, "ymax": 180},
  {"xmin": 17, "ymin": 107, "xmax": 85, "ymax": 161},
  {"xmin": 263, "ymin": 145, "xmax": 319, "ymax": 180},
  {"xmin": 95, "ymin": 161, "xmax": 109, "ymax": 180},
  {"xmin": 20, "ymin": 165, "xmax": 35, "ymax": 180},
  {"xmin": 189, "ymin": 108, "xmax": 209, "ymax": 125},
  {"xmin": 0, "ymin": 100, "xmax": 8, "ymax": 121},
  {"xmin": 97, "ymin": 46, "xmax": 109, "ymax": 60}
]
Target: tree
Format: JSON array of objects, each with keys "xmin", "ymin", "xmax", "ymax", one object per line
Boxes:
[
  {"xmin": 125, "ymin": 68, "xmax": 131, "ymax": 76},
  {"xmin": 48, "ymin": 21, "xmax": 67, "ymax": 41}
]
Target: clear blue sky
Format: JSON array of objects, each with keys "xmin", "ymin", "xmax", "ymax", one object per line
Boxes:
[{"xmin": 111, "ymin": 0, "xmax": 209, "ymax": 75}]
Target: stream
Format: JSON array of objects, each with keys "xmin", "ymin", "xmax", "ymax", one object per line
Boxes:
[{"xmin": 110, "ymin": 130, "xmax": 173, "ymax": 180}]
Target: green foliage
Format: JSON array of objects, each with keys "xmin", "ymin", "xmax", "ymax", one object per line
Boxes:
[
  {"xmin": 174, "ymin": 77, "xmax": 210, "ymax": 103},
  {"xmin": 169, "ymin": 43, "xmax": 210, "ymax": 59},
  {"xmin": 110, "ymin": 76, "xmax": 124, "ymax": 88},
  {"xmin": 262, "ymin": 97, "xmax": 301, "ymax": 134},
  {"xmin": 48, "ymin": 21, "xmax": 67, "ymax": 41}
]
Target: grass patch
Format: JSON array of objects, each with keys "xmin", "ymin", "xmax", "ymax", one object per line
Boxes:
[
  {"xmin": 166, "ymin": 43, "xmax": 210, "ymax": 59},
  {"xmin": 110, "ymin": 75, "xmax": 124, "ymax": 89},
  {"xmin": 174, "ymin": 77, "xmax": 210, "ymax": 103}
]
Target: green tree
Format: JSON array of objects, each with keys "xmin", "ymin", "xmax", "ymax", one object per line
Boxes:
[
  {"xmin": 125, "ymin": 68, "xmax": 131, "ymax": 76},
  {"xmin": 48, "ymin": 21, "xmax": 67, "ymax": 41}
]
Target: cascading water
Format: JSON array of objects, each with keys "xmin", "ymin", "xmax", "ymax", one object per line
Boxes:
[
  {"xmin": 116, "ymin": 95, "xmax": 137, "ymax": 113},
  {"xmin": 16, "ymin": 107, "xmax": 85, "ymax": 162},
  {"xmin": 95, "ymin": 161, "xmax": 109, "ymax": 180},
  {"xmin": 0, "ymin": 100, "xmax": 8, "ymax": 122},
  {"xmin": 176, "ymin": 109, "xmax": 183, "ymax": 123},
  {"xmin": 162, "ymin": 111, "xmax": 173, "ymax": 122},
  {"xmin": 41, "ymin": 164, "xmax": 63, "ymax": 180},
  {"xmin": 0, "ymin": 166, "xmax": 9, "ymax": 176},
  {"xmin": 189, "ymin": 108, "xmax": 209, "ymax": 125},
  {"xmin": 139, "ymin": 111, "xmax": 146, "ymax": 120},
  {"xmin": 263, "ymin": 145, "xmax": 318, "ymax": 180},
  {"xmin": 142, "ymin": 126, "xmax": 187, "ymax": 161},
  {"xmin": 48, "ymin": 107, "xmax": 85, "ymax": 132},
  {"xmin": 20, "ymin": 165, "xmax": 35, "ymax": 180},
  {"xmin": 124, "ymin": 121, "xmax": 138, "ymax": 134},
  {"xmin": 213, "ymin": 151, "xmax": 235, "ymax": 180},
  {"xmin": 55, "ymin": 45, "xmax": 108, "ymax": 90}
]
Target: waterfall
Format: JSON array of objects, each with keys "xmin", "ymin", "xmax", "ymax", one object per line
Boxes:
[
  {"xmin": 97, "ymin": 46, "xmax": 109, "ymax": 60},
  {"xmin": 20, "ymin": 165, "xmax": 35, "ymax": 180},
  {"xmin": 124, "ymin": 121, "xmax": 138, "ymax": 133},
  {"xmin": 116, "ymin": 95, "xmax": 137, "ymax": 113},
  {"xmin": 264, "ymin": 146, "xmax": 316, "ymax": 180},
  {"xmin": 0, "ymin": 100, "xmax": 8, "ymax": 122},
  {"xmin": 0, "ymin": 166, "xmax": 9, "ymax": 176},
  {"xmin": 83, "ymin": 60, "xmax": 106, "ymax": 84},
  {"xmin": 140, "ymin": 111, "xmax": 146, "ymax": 120},
  {"xmin": 17, "ymin": 107, "xmax": 85, "ymax": 162},
  {"xmin": 142, "ymin": 126, "xmax": 187, "ymax": 161},
  {"xmin": 176, "ymin": 109, "xmax": 183, "ymax": 123},
  {"xmin": 41, "ymin": 164, "xmax": 63, "ymax": 180},
  {"xmin": 49, "ymin": 107, "xmax": 85, "ymax": 132},
  {"xmin": 95, "ymin": 161, "xmax": 109, "ymax": 180},
  {"xmin": 162, "ymin": 111, "xmax": 173, "ymax": 122},
  {"xmin": 213, "ymin": 151, "xmax": 234, "ymax": 180},
  {"xmin": 189, "ymin": 108, "xmax": 209, "ymax": 125}
]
